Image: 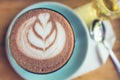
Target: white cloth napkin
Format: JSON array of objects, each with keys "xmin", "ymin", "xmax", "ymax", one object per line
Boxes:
[{"xmin": 69, "ymin": 20, "xmax": 116, "ymax": 79}]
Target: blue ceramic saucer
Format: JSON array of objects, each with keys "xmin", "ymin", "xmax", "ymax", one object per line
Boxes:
[{"xmin": 6, "ymin": 2, "xmax": 89, "ymax": 80}]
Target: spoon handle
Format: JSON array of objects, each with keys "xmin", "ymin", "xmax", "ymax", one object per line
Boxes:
[{"xmin": 103, "ymin": 41, "xmax": 120, "ymax": 75}]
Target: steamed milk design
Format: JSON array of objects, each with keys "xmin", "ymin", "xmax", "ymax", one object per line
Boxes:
[
  {"xmin": 17, "ymin": 13, "xmax": 66, "ymax": 59},
  {"xmin": 10, "ymin": 9, "xmax": 74, "ymax": 73}
]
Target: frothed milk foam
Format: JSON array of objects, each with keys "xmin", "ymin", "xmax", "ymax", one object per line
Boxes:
[
  {"xmin": 10, "ymin": 9, "xmax": 74, "ymax": 73},
  {"xmin": 17, "ymin": 13, "xmax": 66, "ymax": 59}
]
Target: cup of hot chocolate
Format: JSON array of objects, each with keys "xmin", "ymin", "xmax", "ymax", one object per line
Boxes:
[
  {"xmin": 6, "ymin": 2, "xmax": 89, "ymax": 80},
  {"xmin": 10, "ymin": 8, "xmax": 74, "ymax": 74}
]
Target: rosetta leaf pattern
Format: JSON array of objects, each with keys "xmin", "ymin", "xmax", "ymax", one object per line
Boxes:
[{"xmin": 28, "ymin": 13, "xmax": 56, "ymax": 50}]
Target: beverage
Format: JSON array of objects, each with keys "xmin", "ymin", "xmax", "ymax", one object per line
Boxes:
[
  {"xmin": 10, "ymin": 9, "xmax": 74, "ymax": 73},
  {"xmin": 93, "ymin": 0, "xmax": 120, "ymax": 19}
]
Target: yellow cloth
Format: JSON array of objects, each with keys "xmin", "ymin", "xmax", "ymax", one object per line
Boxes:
[{"xmin": 74, "ymin": 2, "xmax": 97, "ymax": 27}]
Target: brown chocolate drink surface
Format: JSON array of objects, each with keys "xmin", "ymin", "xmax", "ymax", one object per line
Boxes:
[{"xmin": 10, "ymin": 9, "xmax": 74, "ymax": 73}]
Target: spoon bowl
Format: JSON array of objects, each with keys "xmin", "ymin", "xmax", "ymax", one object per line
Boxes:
[{"xmin": 90, "ymin": 19, "xmax": 105, "ymax": 42}]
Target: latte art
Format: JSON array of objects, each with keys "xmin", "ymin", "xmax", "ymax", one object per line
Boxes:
[
  {"xmin": 17, "ymin": 13, "xmax": 66, "ymax": 59},
  {"xmin": 10, "ymin": 9, "xmax": 74, "ymax": 73}
]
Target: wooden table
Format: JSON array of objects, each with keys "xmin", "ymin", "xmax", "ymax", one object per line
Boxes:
[{"xmin": 0, "ymin": 0, "xmax": 120, "ymax": 80}]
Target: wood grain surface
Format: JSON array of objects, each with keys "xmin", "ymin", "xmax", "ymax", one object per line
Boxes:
[{"xmin": 0, "ymin": 0, "xmax": 120, "ymax": 80}]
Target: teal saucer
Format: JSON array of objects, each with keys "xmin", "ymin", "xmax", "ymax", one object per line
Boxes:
[{"xmin": 6, "ymin": 2, "xmax": 89, "ymax": 80}]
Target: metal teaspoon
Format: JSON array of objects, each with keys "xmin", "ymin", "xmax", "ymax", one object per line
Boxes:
[{"xmin": 90, "ymin": 19, "xmax": 120, "ymax": 75}]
